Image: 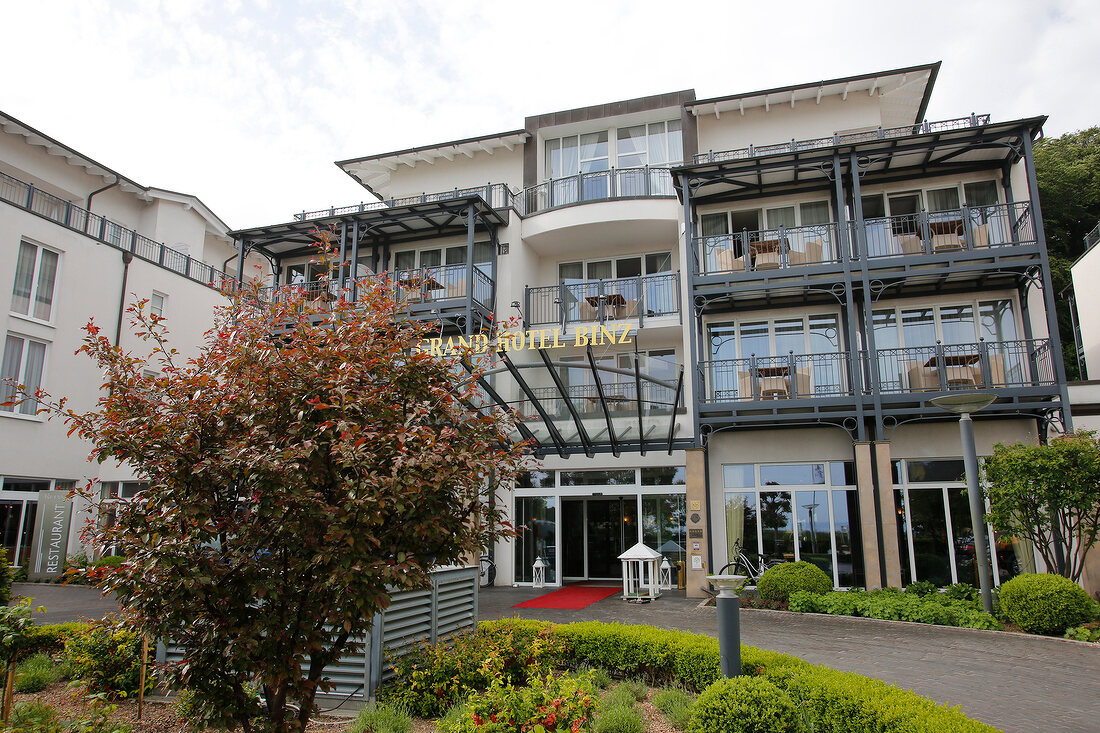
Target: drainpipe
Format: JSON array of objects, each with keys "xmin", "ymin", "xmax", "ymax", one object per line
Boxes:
[
  {"xmin": 115, "ymin": 251, "xmax": 134, "ymax": 346},
  {"xmin": 85, "ymin": 176, "xmax": 120, "ymax": 235}
]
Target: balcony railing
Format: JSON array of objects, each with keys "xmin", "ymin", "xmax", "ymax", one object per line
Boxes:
[
  {"xmin": 697, "ymin": 222, "xmax": 841, "ymax": 274},
  {"xmin": 526, "ymin": 381, "xmax": 680, "ymax": 421},
  {"xmin": 700, "ymin": 339, "xmax": 1055, "ymax": 403},
  {"xmin": 0, "ymin": 170, "xmax": 232, "ymax": 289},
  {"xmin": 257, "ymin": 264, "xmax": 494, "ymax": 311},
  {"xmin": 856, "ymin": 202, "xmax": 1035, "ymax": 259},
  {"xmin": 695, "ymin": 203, "xmax": 1035, "ymax": 275},
  {"xmin": 701, "ymin": 352, "xmax": 852, "ymax": 403},
  {"xmin": 517, "ymin": 166, "xmax": 675, "ymax": 216},
  {"xmin": 294, "ymin": 183, "xmax": 515, "ymax": 221},
  {"xmin": 874, "ymin": 339, "xmax": 1054, "ymax": 395},
  {"xmin": 525, "ymin": 273, "xmax": 679, "ymax": 327},
  {"xmin": 1085, "ymin": 222, "xmax": 1100, "ymax": 253},
  {"xmin": 693, "ymin": 115, "xmax": 993, "ymax": 165}
]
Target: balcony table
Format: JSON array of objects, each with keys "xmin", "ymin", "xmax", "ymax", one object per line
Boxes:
[
  {"xmin": 924, "ymin": 352, "xmax": 981, "ymax": 387},
  {"xmin": 584, "ymin": 293, "xmax": 627, "ymax": 308},
  {"xmin": 750, "ymin": 239, "xmax": 785, "ymax": 269}
]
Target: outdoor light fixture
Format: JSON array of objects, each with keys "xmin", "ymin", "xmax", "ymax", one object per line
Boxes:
[
  {"xmin": 532, "ymin": 557, "xmax": 547, "ymax": 589},
  {"xmin": 659, "ymin": 557, "xmax": 673, "ymax": 590},
  {"xmin": 706, "ymin": 573, "xmax": 747, "ymax": 677},
  {"xmin": 930, "ymin": 392, "xmax": 997, "ymax": 614}
]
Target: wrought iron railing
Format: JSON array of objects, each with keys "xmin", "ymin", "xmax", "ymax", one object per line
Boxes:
[
  {"xmin": 0, "ymin": 170, "xmax": 232, "ymax": 290},
  {"xmin": 1085, "ymin": 222, "xmax": 1100, "ymax": 253},
  {"xmin": 517, "ymin": 166, "xmax": 675, "ymax": 216},
  {"xmin": 873, "ymin": 339, "xmax": 1054, "ymax": 394},
  {"xmin": 700, "ymin": 352, "xmax": 851, "ymax": 403},
  {"xmin": 696, "ymin": 222, "xmax": 841, "ymax": 274},
  {"xmin": 527, "ymin": 381, "xmax": 680, "ymax": 421},
  {"xmin": 854, "ymin": 202, "xmax": 1034, "ymax": 259},
  {"xmin": 258, "ymin": 264, "xmax": 495, "ymax": 311},
  {"xmin": 294, "ymin": 183, "xmax": 515, "ymax": 221},
  {"xmin": 693, "ymin": 115, "xmax": 993, "ymax": 164},
  {"xmin": 525, "ymin": 272, "xmax": 679, "ymax": 327}
]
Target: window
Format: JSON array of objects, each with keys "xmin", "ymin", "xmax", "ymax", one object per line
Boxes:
[
  {"xmin": 927, "ymin": 187, "xmax": 961, "ymax": 212},
  {"xmin": 558, "ymin": 470, "xmax": 636, "ymax": 486},
  {"xmin": 615, "ymin": 120, "xmax": 683, "ymax": 167},
  {"xmin": 872, "ymin": 299, "xmax": 1017, "ymax": 348},
  {"xmin": 640, "ymin": 467, "xmax": 686, "ymax": 486},
  {"xmin": 558, "ymin": 252, "xmax": 672, "ymax": 283},
  {"xmin": 1, "ymin": 334, "xmax": 47, "ymax": 416},
  {"xmin": 150, "ymin": 292, "xmax": 165, "ymax": 318},
  {"xmin": 964, "ymin": 181, "xmax": 999, "ymax": 207},
  {"xmin": 800, "ymin": 201, "xmax": 832, "ymax": 226},
  {"xmin": 11, "ymin": 241, "xmax": 59, "ymax": 321}
]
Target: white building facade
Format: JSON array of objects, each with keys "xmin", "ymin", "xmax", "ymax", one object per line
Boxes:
[
  {"xmin": 0, "ymin": 111, "xmax": 270, "ymax": 570},
  {"xmin": 233, "ymin": 62, "xmax": 1072, "ymax": 597}
]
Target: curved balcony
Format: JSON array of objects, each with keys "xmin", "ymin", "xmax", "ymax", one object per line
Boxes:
[
  {"xmin": 517, "ymin": 166, "xmax": 675, "ymax": 216},
  {"xmin": 525, "ymin": 273, "xmax": 680, "ymax": 329}
]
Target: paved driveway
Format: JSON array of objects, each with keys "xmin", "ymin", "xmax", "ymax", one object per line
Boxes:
[
  {"xmin": 481, "ymin": 586, "xmax": 1100, "ymax": 733},
  {"xmin": 10, "ymin": 582, "xmax": 119, "ymax": 623}
]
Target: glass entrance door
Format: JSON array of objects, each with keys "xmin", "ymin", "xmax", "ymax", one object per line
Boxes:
[{"xmin": 561, "ymin": 497, "xmax": 638, "ymax": 580}]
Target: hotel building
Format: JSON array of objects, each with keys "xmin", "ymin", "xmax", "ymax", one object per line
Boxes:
[{"xmin": 2, "ymin": 62, "xmax": 1076, "ymax": 594}]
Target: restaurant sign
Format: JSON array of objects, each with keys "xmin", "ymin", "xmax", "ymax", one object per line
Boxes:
[
  {"xmin": 28, "ymin": 490, "xmax": 73, "ymax": 581},
  {"xmin": 419, "ymin": 323, "xmax": 633, "ymax": 356}
]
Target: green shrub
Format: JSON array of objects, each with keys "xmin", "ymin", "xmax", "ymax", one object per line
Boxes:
[
  {"xmin": 381, "ymin": 621, "xmax": 566, "ymax": 717},
  {"xmin": 0, "ymin": 549, "xmax": 13, "ymax": 606},
  {"xmin": 619, "ymin": 679, "xmax": 647, "ymax": 702},
  {"xmin": 1064, "ymin": 621, "xmax": 1100, "ymax": 642},
  {"xmin": 689, "ymin": 676, "xmax": 800, "ymax": 733},
  {"xmin": 787, "ymin": 588, "xmax": 1001, "ymax": 630},
  {"xmin": 471, "ymin": 619, "xmax": 996, "ymax": 732},
  {"xmin": 3, "ymin": 700, "xmax": 64, "ymax": 733},
  {"xmin": 579, "ymin": 664, "xmax": 613, "ymax": 689},
  {"xmin": 999, "ymin": 573, "xmax": 1094, "ymax": 634},
  {"xmin": 757, "ymin": 561, "xmax": 832, "ymax": 604},
  {"xmin": 438, "ymin": 672, "xmax": 596, "ymax": 733},
  {"xmin": 23, "ymin": 622, "xmax": 92, "ymax": 658},
  {"xmin": 943, "ymin": 583, "xmax": 980, "ymax": 602},
  {"xmin": 594, "ymin": 703, "xmax": 643, "ymax": 733},
  {"xmin": 905, "ymin": 580, "xmax": 937, "ymax": 596},
  {"xmin": 10, "ymin": 565, "xmax": 27, "ymax": 583},
  {"xmin": 652, "ymin": 687, "xmax": 694, "ymax": 730},
  {"xmin": 63, "ymin": 614, "xmax": 152, "ymax": 697},
  {"xmin": 349, "ymin": 702, "xmax": 413, "ymax": 733},
  {"xmin": 787, "ymin": 590, "xmax": 823, "ymax": 613},
  {"xmin": 14, "ymin": 652, "xmax": 63, "ymax": 693}
]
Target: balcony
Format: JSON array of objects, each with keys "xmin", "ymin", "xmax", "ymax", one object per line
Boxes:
[
  {"xmin": 693, "ymin": 115, "xmax": 992, "ymax": 165},
  {"xmin": 699, "ymin": 339, "xmax": 1055, "ymax": 405},
  {"xmin": 701, "ymin": 352, "xmax": 852, "ymax": 403},
  {"xmin": 694, "ymin": 202, "xmax": 1036, "ymax": 277},
  {"xmin": 874, "ymin": 339, "xmax": 1055, "ymax": 395},
  {"xmin": 258, "ymin": 264, "xmax": 494, "ymax": 321},
  {"xmin": 524, "ymin": 273, "xmax": 680, "ymax": 328},
  {"xmin": 0, "ymin": 170, "xmax": 231, "ymax": 289},
  {"xmin": 293, "ymin": 183, "xmax": 515, "ymax": 221},
  {"xmin": 517, "ymin": 166, "xmax": 675, "ymax": 216}
]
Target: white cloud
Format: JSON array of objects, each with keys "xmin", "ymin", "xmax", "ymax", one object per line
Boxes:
[{"xmin": 2, "ymin": 0, "xmax": 1096, "ymax": 228}]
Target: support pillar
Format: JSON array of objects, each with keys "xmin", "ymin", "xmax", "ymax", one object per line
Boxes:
[
  {"xmin": 853, "ymin": 442, "xmax": 884, "ymax": 589},
  {"xmin": 685, "ymin": 447, "xmax": 709, "ymax": 598},
  {"xmin": 873, "ymin": 440, "xmax": 903, "ymax": 588}
]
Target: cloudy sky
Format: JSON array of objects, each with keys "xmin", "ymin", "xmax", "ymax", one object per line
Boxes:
[{"xmin": 3, "ymin": 0, "xmax": 1097, "ymax": 229}]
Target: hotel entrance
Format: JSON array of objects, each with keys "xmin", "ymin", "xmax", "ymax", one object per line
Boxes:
[{"xmin": 561, "ymin": 497, "xmax": 637, "ymax": 581}]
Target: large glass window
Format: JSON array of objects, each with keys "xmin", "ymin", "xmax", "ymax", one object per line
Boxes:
[
  {"xmin": 642, "ymin": 495, "xmax": 686, "ymax": 566},
  {"xmin": 1, "ymin": 334, "xmax": 47, "ymax": 416},
  {"xmin": 831, "ymin": 490, "xmax": 864, "ymax": 587},
  {"xmin": 760, "ymin": 491, "xmax": 795, "ymax": 559},
  {"xmin": 724, "ymin": 492, "xmax": 758, "ymax": 559},
  {"xmin": 963, "ymin": 181, "xmax": 999, "ymax": 207},
  {"xmin": 514, "ymin": 497, "xmax": 556, "ymax": 584},
  {"xmin": 558, "ymin": 470, "xmax": 636, "ymax": 486},
  {"xmin": 797, "ymin": 489, "xmax": 832, "ymax": 577},
  {"xmin": 11, "ymin": 241, "xmax": 59, "ymax": 321},
  {"xmin": 640, "ymin": 467, "xmax": 686, "ymax": 485}
]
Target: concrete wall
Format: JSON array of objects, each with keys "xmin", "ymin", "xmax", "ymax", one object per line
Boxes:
[{"xmin": 1072, "ymin": 246, "xmax": 1100, "ymax": 377}]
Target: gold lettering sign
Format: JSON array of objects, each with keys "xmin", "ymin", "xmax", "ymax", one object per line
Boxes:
[{"xmin": 418, "ymin": 324, "xmax": 634, "ymax": 356}]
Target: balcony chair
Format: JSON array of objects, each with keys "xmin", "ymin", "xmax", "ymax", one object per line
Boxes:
[
  {"xmin": 787, "ymin": 239, "xmax": 824, "ymax": 267},
  {"xmin": 905, "ymin": 361, "xmax": 939, "ymax": 391},
  {"xmin": 737, "ymin": 371, "xmax": 757, "ymax": 400},
  {"xmin": 968, "ymin": 222, "xmax": 990, "ymax": 248},
  {"xmin": 897, "ymin": 234, "xmax": 923, "ymax": 255},
  {"xmin": 943, "ymin": 362, "xmax": 977, "ymax": 388},
  {"xmin": 753, "ymin": 252, "xmax": 784, "ymax": 270},
  {"xmin": 788, "ymin": 368, "xmax": 812, "ymax": 397},
  {"xmin": 576, "ymin": 301, "xmax": 598, "ymax": 321},
  {"xmin": 931, "ymin": 228, "xmax": 964, "ymax": 252},
  {"xmin": 714, "ymin": 248, "xmax": 746, "ymax": 273},
  {"xmin": 759, "ymin": 374, "xmax": 788, "ymax": 397},
  {"xmin": 969, "ymin": 352, "xmax": 1007, "ymax": 388},
  {"xmin": 446, "ymin": 278, "xmax": 466, "ymax": 299},
  {"xmin": 616, "ymin": 299, "xmax": 639, "ymax": 319}
]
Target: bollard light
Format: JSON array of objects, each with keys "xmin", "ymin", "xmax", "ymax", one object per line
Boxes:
[{"xmin": 707, "ymin": 574, "xmax": 747, "ymax": 677}]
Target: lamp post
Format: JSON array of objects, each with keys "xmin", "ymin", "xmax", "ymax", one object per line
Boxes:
[
  {"xmin": 706, "ymin": 573, "xmax": 747, "ymax": 677},
  {"xmin": 930, "ymin": 393, "xmax": 997, "ymax": 614}
]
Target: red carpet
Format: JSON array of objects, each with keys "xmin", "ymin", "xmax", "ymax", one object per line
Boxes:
[{"xmin": 513, "ymin": 585, "xmax": 620, "ymax": 610}]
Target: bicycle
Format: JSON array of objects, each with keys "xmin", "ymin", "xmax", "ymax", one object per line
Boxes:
[{"xmin": 717, "ymin": 541, "xmax": 783, "ymax": 586}]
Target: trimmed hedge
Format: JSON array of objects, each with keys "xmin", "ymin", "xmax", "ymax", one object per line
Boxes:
[
  {"xmin": 999, "ymin": 573, "xmax": 1094, "ymax": 635},
  {"xmin": 690, "ymin": 676, "xmax": 799, "ymax": 733},
  {"xmin": 23, "ymin": 622, "xmax": 92, "ymax": 658},
  {"xmin": 756, "ymin": 561, "xmax": 832, "ymax": 603},
  {"xmin": 474, "ymin": 619, "xmax": 998, "ymax": 732},
  {"xmin": 789, "ymin": 589, "xmax": 1002, "ymax": 630}
]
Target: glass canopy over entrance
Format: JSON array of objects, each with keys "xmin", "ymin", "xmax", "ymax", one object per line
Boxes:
[{"xmin": 465, "ymin": 347, "xmax": 685, "ymax": 458}]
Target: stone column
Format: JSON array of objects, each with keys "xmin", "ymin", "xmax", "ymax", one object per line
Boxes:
[
  {"xmin": 874, "ymin": 441, "xmax": 903, "ymax": 588},
  {"xmin": 685, "ymin": 447, "xmax": 709, "ymax": 598},
  {"xmin": 853, "ymin": 442, "xmax": 883, "ymax": 589}
]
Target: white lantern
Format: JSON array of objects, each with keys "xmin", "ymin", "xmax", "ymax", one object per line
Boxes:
[
  {"xmin": 659, "ymin": 557, "xmax": 673, "ymax": 591},
  {"xmin": 532, "ymin": 557, "xmax": 547, "ymax": 588},
  {"xmin": 618, "ymin": 543, "xmax": 663, "ymax": 602}
]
